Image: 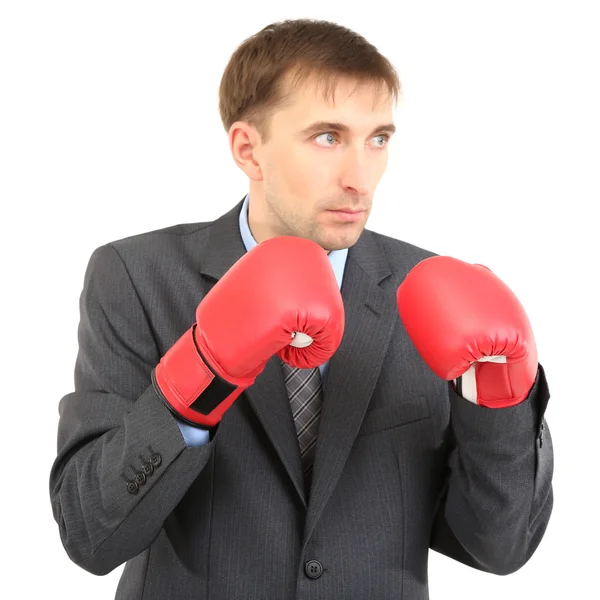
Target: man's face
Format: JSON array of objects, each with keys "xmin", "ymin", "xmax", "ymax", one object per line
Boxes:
[{"xmin": 243, "ymin": 74, "xmax": 395, "ymax": 252}]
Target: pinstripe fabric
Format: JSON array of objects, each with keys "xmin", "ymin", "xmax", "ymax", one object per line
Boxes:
[
  {"xmin": 48, "ymin": 197, "xmax": 554, "ymax": 599},
  {"xmin": 281, "ymin": 362, "xmax": 324, "ymax": 493}
]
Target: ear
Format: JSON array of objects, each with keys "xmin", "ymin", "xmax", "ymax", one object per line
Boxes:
[{"xmin": 229, "ymin": 121, "xmax": 263, "ymax": 181}]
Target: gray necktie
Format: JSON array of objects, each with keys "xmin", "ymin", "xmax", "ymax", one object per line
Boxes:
[{"xmin": 281, "ymin": 361, "xmax": 324, "ymax": 493}]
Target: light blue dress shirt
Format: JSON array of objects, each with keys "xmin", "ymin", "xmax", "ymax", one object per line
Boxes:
[{"xmin": 176, "ymin": 193, "xmax": 348, "ymax": 446}]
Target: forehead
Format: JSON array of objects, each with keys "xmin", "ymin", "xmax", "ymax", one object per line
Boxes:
[{"xmin": 277, "ymin": 71, "xmax": 393, "ymax": 125}]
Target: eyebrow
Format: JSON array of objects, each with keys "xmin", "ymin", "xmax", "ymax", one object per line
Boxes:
[{"xmin": 298, "ymin": 121, "xmax": 396, "ymax": 137}]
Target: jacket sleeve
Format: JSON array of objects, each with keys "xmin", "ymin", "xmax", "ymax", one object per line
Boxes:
[
  {"xmin": 49, "ymin": 243, "xmax": 217, "ymax": 576},
  {"xmin": 429, "ymin": 363, "xmax": 554, "ymax": 575}
]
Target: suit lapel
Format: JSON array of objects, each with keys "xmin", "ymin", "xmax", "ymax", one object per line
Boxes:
[
  {"xmin": 200, "ymin": 199, "xmax": 398, "ymax": 521},
  {"xmin": 302, "ymin": 230, "xmax": 397, "ymax": 543},
  {"xmin": 244, "ymin": 360, "xmax": 308, "ymax": 504},
  {"xmin": 199, "ymin": 198, "xmax": 309, "ymax": 505}
]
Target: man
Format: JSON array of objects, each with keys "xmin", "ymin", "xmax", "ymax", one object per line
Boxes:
[{"xmin": 49, "ymin": 18, "xmax": 553, "ymax": 599}]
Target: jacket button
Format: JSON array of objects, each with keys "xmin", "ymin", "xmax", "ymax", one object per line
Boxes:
[
  {"xmin": 141, "ymin": 462, "xmax": 154, "ymax": 476},
  {"xmin": 151, "ymin": 453, "xmax": 162, "ymax": 467},
  {"xmin": 126, "ymin": 481, "xmax": 139, "ymax": 495},
  {"xmin": 305, "ymin": 560, "xmax": 323, "ymax": 579},
  {"xmin": 134, "ymin": 472, "xmax": 146, "ymax": 486}
]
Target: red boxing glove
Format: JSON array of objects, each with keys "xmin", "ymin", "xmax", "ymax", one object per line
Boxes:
[
  {"xmin": 154, "ymin": 236, "xmax": 345, "ymax": 427},
  {"xmin": 396, "ymin": 256, "xmax": 538, "ymax": 408}
]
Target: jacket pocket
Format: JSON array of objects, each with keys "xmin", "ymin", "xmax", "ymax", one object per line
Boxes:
[{"xmin": 357, "ymin": 395, "xmax": 430, "ymax": 437}]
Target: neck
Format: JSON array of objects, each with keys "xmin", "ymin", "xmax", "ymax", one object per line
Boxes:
[{"xmin": 246, "ymin": 189, "xmax": 332, "ymax": 255}]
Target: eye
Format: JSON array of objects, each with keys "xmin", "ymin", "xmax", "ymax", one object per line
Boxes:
[
  {"xmin": 313, "ymin": 132, "xmax": 391, "ymax": 148},
  {"xmin": 372, "ymin": 134, "xmax": 390, "ymax": 147},
  {"xmin": 314, "ymin": 132, "xmax": 337, "ymax": 146}
]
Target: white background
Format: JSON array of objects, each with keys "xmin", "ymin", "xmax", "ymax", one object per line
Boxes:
[{"xmin": 1, "ymin": 1, "xmax": 598, "ymax": 598}]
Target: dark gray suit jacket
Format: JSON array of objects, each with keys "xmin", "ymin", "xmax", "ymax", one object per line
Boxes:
[{"xmin": 49, "ymin": 198, "xmax": 553, "ymax": 599}]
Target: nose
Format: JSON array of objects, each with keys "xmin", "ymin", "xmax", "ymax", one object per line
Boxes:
[{"xmin": 340, "ymin": 148, "xmax": 369, "ymax": 196}]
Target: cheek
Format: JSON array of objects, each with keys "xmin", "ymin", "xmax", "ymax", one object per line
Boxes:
[
  {"xmin": 282, "ymin": 148, "xmax": 329, "ymax": 191},
  {"xmin": 271, "ymin": 146, "xmax": 305, "ymax": 184},
  {"xmin": 307, "ymin": 152, "xmax": 341, "ymax": 188}
]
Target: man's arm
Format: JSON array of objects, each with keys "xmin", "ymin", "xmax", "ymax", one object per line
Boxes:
[
  {"xmin": 49, "ymin": 244, "xmax": 216, "ymax": 576},
  {"xmin": 429, "ymin": 364, "xmax": 554, "ymax": 574}
]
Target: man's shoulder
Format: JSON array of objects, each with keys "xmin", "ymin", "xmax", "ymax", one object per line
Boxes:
[
  {"xmin": 99, "ymin": 199, "xmax": 244, "ymax": 259},
  {"xmin": 82, "ymin": 217, "xmax": 221, "ymax": 275},
  {"xmin": 109, "ymin": 220, "xmax": 212, "ymax": 251},
  {"xmin": 79, "ymin": 220, "xmax": 215, "ymax": 282}
]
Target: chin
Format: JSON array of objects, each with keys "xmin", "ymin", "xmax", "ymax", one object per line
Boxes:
[{"xmin": 319, "ymin": 229, "xmax": 363, "ymax": 252}]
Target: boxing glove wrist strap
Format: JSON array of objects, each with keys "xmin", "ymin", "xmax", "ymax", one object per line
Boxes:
[{"xmin": 152, "ymin": 324, "xmax": 245, "ymax": 428}]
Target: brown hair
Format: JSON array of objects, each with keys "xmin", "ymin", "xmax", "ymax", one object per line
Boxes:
[{"xmin": 218, "ymin": 18, "xmax": 402, "ymax": 143}]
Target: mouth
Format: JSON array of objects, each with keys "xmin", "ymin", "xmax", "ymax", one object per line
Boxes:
[
  {"xmin": 327, "ymin": 208, "xmax": 366, "ymax": 222},
  {"xmin": 328, "ymin": 207, "xmax": 365, "ymax": 214}
]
